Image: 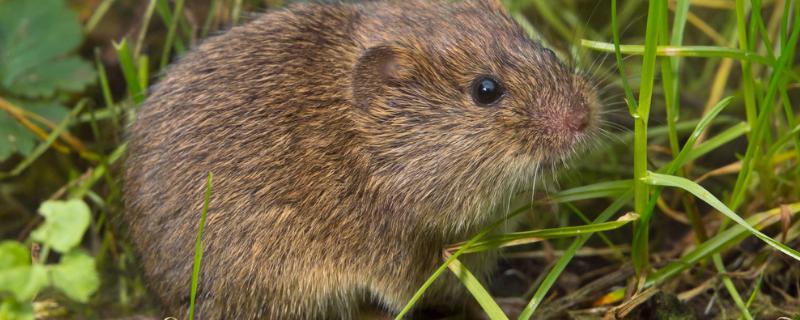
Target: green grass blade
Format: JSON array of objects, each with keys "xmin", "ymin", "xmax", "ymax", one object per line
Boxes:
[
  {"xmin": 518, "ymin": 192, "xmax": 632, "ymax": 319},
  {"xmin": 663, "ymin": 0, "xmax": 690, "ymax": 155},
  {"xmin": 549, "ymin": 179, "xmax": 633, "ymax": 203},
  {"xmin": 684, "ymin": 122, "xmax": 750, "ymax": 162},
  {"xmin": 138, "ymin": 55, "xmax": 150, "ymax": 95},
  {"xmin": 84, "ymin": 0, "xmax": 117, "ymax": 33},
  {"xmin": 461, "ymin": 212, "xmax": 638, "ymax": 254},
  {"xmin": 632, "ymin": 96, "xmax": 734, "ymax": 275},
  {"xmin": 644, "ymin": 172, "xmax": 800, "ymax": 261},
  {"xmin": 581, "ymin": 40, "xmax": 774, "ymax": 65},
  {"xmin": 448, "ymin": 258, "xmax": 508, "ymax": 320},
  {"xmin": 188, "ymin": 172, "xmax": 214, "ymax": 320},
  {"xmin": 666, "ymin": 97, "xmax": 734, "ymax": 173},
  {"xmin": 646, "ymin": 202, "xmax": 800, "ymax": 285},
  {"xmin": 159, "ymin": 0, "xmax": 187, "ymax": 70},
  {"xmin": 610, "ymin": 0, "xmax": 638, "ymax": 116},
  {"xmin": 134, "ymin": 0, "xmax": 159, "ymax": 59},
  {"xmin": 232, "ymin": 0, "xmax": 244, "ymax": 25},
  {"xmin": 712, "ymin": 254, "xmax": 753, "ymax": 319},
  {"xmin": 201, "ymin": 0, "xmax": 220, "ymax": 37},
  {"xmin": 729, "ymin": 6, "xmax": 800, "ymax": 211},
  {"xmin": 659, "ymin": 27, "xmax": 678, "ymax": 154},
  {"xmin": 113, "ymin": 39, "xmax": 145, "ymax": 104},
  {"xmin": 70, "ymin": 143, "xmax": 127, "ymax": 199},
  {"xmin": 766, "ymin": 124, "xmax": 800, "ymax": 158},
  {"xmin": 394, "ymin": 206, "xmax": 529, "ymax": 319},
  {"xmin": 94, "ymin": 48, "xmax": 118, "ymax": 128},
  {"xmin": 529, "ymin": 0, "xmax": 572, "ymax": 42},
  {"xmin": 630, "ymin": 0, "xmax": 664, "ymax": 275},
  {"xmin": 9, "ymin": 101, "xmax": 87, "ymax": 176}
]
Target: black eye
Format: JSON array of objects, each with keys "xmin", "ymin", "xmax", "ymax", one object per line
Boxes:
[{"xmin": 471, "ymin": 76, "xmax": 505, "ymax": 106}]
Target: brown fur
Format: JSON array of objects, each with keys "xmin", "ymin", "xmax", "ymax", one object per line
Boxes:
[{"xmin": 123, "ymin": 0, "xmax": 599, "ymax": 318}]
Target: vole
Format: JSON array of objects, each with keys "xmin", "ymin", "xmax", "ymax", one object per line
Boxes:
[{"xmin": 123, "ymin": 0, "xmax": 599, "ymax": 318}]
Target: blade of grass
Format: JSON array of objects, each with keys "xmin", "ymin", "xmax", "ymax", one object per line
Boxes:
[
  {"xmin": 631, "ymin": 0, "xmax": 664, "ymax": 275},
  {"xmin": 8, "ymin": 101, "xmax": 87, "ymax": 177},
  {"xmin": 711, "ymin": 254, "xmax": 752, "ymax": 319},
  {"xmin": 729, "ymin": 8, "xmax": 800, "ymax": 211},
  {"xmin": 766, "ymin": 124, "xmax": 800, "ymax": 159},
  {"xmin": 155, "ymin": 0, "xmax": 186, "ymax": 55},
  {"xmin": 617, "ymin": 115, "xmax": 739, "ymax": 143},
  {"xmin": 447, "ymin": 258, "xmax": 508, "ymax": 320},
  {"xmin": 548, "ymin": 179, "xmax": 633, "ymax": 203},
  {"xmin": 134, "ymin": 0, "xmax": 159, "ymax": 59},
  {"xmin": 394, "ymin": 206, "xmax": 529, "ymax": 319},
  {"xmin": 644, "ymin": 172, "xmax": 800, "ymax": 261},
  {"xmin": 114, "ymin": 39, "xmax": 146, "ymax": 104},
  {"xmin": 201, "ymin": 0, "xmax": 221, "ymax": 37},
  {"xmin": 530, "ymin": 0, "xmax": 573, "ymax": 43},
  {"xmin": 610, "ymin": 0, "xmax": 638, "ymax": 116},
  {"xmin": 684, "ymin": 122, "xmax": 750, "ymax": 162},
  {"xmin": 659, "ymin": 0, "xmax": 679, "ymax": 156},
  {"xmin": 646, "ymin": 202, "xmax": 800, "ymax": 285},
  {"xmin": 188, "ymin": 172, "xmax": 213, "ymax": 320},
  {"xmin": 459, "ymin": 213, "xmax": 638, "ymax": 254},
  {"xmin": 94, "ymin": 48, "xmax": 117, "ymax": 128},
  {"xmin": 84, "ymin": 0, "xmax": 117, "ymax": 33},
  {"xmin": 232, "ymin": 0, "xmax": 243, "ymax": 25},
  {"xmin": 138, "ymin": 55, "xmax": 150, "ymax": 95},
  {"xmin": 518, "ymin": 192, "xmax": 632, "ymax": 319},
  {"xmin": 633, "ymin": 96, "xmax": 734, "ymax": 276},
  {"xmin": 581, "ymin": 40, "xmax": 775, "ymax": 66},
  {"xmin": 70, "ymin": 143, "xmax": 127, "ymax": 199},
  {"xmin": 159, "ymin": 0, "xmax": 187, "ymax": 70}
]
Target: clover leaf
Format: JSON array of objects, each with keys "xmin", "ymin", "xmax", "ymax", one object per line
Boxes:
[
  {"xmin": 30, "ymin": 199, "xmax": 91, "ymax": 253},
  {"xmin": 49, "ymin": 250, "xmax": 99, "ymax": 303},
  {"xmin": 0, "ymin": 0, "xmax": 95, "ymax": 98},
  {"xmin": 0, "ymin": 241, "xmax": 48, "ymax": 301}
]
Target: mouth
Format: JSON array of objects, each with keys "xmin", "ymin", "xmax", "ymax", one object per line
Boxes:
[{"xmin": 536, "ymin": 127, "xmax": 595, "ymax": 164}]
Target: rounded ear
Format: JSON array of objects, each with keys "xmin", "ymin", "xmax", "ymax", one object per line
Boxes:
[{"xmin": 352, "ymin": 45, "xmax": 410, "ymax": 109}]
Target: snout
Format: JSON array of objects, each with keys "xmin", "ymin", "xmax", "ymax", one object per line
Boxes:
[{"xmin": 555, "ymin": 103, "xmax": 592, "ymax": 136}]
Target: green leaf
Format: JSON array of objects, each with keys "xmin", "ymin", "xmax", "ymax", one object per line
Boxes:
[
  {"xmin": 0, "ymin": 241, "xmax": 29, "ymax": 269},
  {"xmin": 0, "ymin": 242, "xmax": 48, "ymax": 301},
  {"xmin": 0, "ymin": 297, "xmax": 34, "ymax": 320},
  {"xmin": 0, "ymin": 109, "xmax": 36, "ymax": 159},
  {"xmin": 0, "ymin": 251, "xmax": 48, "ymax": 301},
  {"xmin": 6, "ymin": 57, "xmax": 96, "ymax": 98},
  {"xmin": 643, "ymin": 172, "xmax": 800, "ymax": 261},
  {"xmin": 0, "ymin": 0, "xmax": 94, "ymax": 98},
  {"xmin": 49, "ymin": 251, "xmax": 99, "ymax": 303},
  {"xmin": 30, "ymin": 199, "xmax": 91, "ymax": 253}
]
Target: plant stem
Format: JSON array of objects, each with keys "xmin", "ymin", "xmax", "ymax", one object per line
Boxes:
[{"xmin": 631, "ymin": 0, "xmax": 664, "ymax": 276}]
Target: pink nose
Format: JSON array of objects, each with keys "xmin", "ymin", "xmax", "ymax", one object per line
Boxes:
[{"xmin": 566, "ymin": 108, "xmax": 590, "ymax": 132}]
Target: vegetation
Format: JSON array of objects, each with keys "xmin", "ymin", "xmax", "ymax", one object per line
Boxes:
[{"xmin": 0, "ymin": 0, "xmax": 798, "ymax": 319}]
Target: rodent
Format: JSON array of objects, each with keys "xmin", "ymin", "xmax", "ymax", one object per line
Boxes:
[{"xmin": 123, "ymin": 0, "xmax": 599, "ymax": 318}]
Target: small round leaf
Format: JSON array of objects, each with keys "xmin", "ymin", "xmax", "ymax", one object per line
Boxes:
[
  {"xmin": 49, "ymin": 251, "xmax": 99, "ymax": 303},
  {"xmin": 30, "ymin": 199, "xmax": 91, "ymax": 253}
]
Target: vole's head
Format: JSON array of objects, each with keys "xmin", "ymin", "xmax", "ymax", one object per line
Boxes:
[{"xmin": 350, "ymin": 0, "xmax": 599, "ymax": 222}]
